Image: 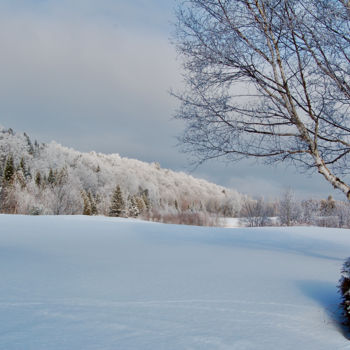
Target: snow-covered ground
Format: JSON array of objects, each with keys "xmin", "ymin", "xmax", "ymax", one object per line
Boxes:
[
  {"xmin": 1, "ymin": 215, "xmax": 350, "ymax": 349},
  {"xmin": 221, "ymin": 217, "xmax": 242, "ymax": 227}
]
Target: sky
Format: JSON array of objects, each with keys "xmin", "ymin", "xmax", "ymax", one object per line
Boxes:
[{"xmin": 0, "ymin": 0, "xmax": 343, "ymax": 200}]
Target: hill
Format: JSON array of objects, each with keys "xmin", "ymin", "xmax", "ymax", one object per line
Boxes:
[{"xmin": 0, "ymin": 127, "xmax": 246, "ymax": 218}]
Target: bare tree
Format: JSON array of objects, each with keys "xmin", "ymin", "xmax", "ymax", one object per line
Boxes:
[
  {"xmin": 278, "ymin": 189, "xmax": 300, "ymax": 226},
  {"xmin": 173, "ymin": 0, "xmax": 350, "ymax": 200},
  {"xmin": 240, "ymin": 197, "xmax": 273, "ymax": 226}
]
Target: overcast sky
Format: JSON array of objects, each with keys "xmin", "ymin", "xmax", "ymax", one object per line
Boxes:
[{"xmin": 0, "ymin": 0, "xmax": 342, "ymax": 199}]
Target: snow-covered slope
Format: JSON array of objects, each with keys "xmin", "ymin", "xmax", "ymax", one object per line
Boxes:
[
  {"xmin": 0, "ymin": 215, "xmax": 349, "ymax": 349},
  {"xmin": 0, "ymin": 127, "xmax": 245, "ymax": 216}
]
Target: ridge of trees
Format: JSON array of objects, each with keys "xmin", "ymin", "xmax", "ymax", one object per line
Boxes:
[{"xmin": 0, "ymin": 127, "xmax": 245, "ymax": 223}]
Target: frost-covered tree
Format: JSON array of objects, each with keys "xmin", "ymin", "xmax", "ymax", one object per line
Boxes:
[
  {"xmin": 320, "ymin": 195, "xmax": 336, "ymax": 216},
  {"xmin": 300, "ymin": 199, "xmax": 319, "ymax": 226},
  {"xmin": 82, "ymin": 190, "xmax": 92, "ymax": 215},
  {"xmin": 47, "ymin": 168, "xmax": 56, "ymax": 187},
  {"xmin": 19, "ymin": 157, "xmax": 31, "ymax": 179},
  {"xmin": 109, "ymin": 185, "xmax": 126, "ymax": 217},
  {"xmin": 127, "ymin": 195, "xmax": 140, "ymax": 218},
  {"xmin": 173, "ymin": 0, "xmax": 350, "ymax": 201},
  {"xmin": 87, "ymin": 191, "xmax": 98, "ymax": 215},
  {"xmin": 139, "ymin": 188, "xmax": 151, "ymax": 211},
  {"xmin": 135, "ymin": 196, "xmax": 146, "ymax": 214},
  {"xmin": 48, "ymin": 167, "xmax": 80, "ymax": 215},
  {"xmin": 23, "ymin": 132, "xmax": 34, "ymax": 155},
  {"xmin": 279, "ymin": 189, "xmax": 300, "ymax": 226},
  {"xmin": 240, "ymin": 197, "xmax": 272, "ymax": 227},
  {"xmin": 3, "ymin": 154, "xmax": 15, "ymax": 183},
  {"xmin": 35, "ymin": 171, "xmax": 42, "ymax": 187}
]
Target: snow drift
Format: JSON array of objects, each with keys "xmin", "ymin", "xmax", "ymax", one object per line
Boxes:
[{"xmin": 0, "ymin": 214, "xmax": 349, "ymax": 349}]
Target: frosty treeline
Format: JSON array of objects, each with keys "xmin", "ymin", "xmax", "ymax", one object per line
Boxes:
[
  {"xmin": 240, "ymin": 190, "xmax": 350, "ymax": 229},
  {"xmin": 0, "ymin": 127, "xmax": 245, "ymax": 222}
]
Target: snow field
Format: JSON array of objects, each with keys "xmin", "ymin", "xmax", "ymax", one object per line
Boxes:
[{"xmin": 0, "ymin": 215, "xmax": 350, "ymax": 349}]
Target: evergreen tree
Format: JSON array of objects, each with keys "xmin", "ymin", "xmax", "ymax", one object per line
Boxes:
[
  {"xmin": 109, "ymin": 185, "xmax": 125, "ymax": 217},
  {"xmin": 24, "ymin": 132, "xmax": 34, "ymax": 155},
  {"xmin": 47, "ymin": 168, "xmax": 56, "ymax": 186},
  {"xmin": 127, "ymin": 195, "xmax": 140, "ymax": 217},
  {"xmin": 19, "ymin": 157, "xmax": 31, "ymax": 179},
  {"xmin": 87, "ymin": 191, "xmax": 98, "ymax": 215},
  {"xmin": 82, "ymin": 191, "xmax": 92, "ymax": 215},
  {"xmin": 135, "ymin": 196, "xmax": 146, "ymax": 214},
  {"xmin": 141, "ymin": 188, "xmax": 151, "ymax": 211},
  {"xmin": 1, "ymin": 155, "xmax": 16, "ymax": 213},
  {"xmin": 3, "ymin": 155, "xmax": 15, "ymax": 183},
  {"xmin": 35, "ymin": 171, "xmax": 42, "ymax": 187},
  {"xmin": 56, "ymin": 167, "xmax": 68, "ymax": 186}
]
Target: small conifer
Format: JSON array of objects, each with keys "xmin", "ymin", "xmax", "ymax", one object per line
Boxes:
[
  {"xmin": 128, "ymin": 195, "xmax": 140, "ymax": 217},
  {"xmin": 82, "ymin": 191, "xmax": 92, "ymax": 215},
  {"xmin": 109, "ymin": 185, "xmax": 125, "ymax": 217},
  {"xmin": 88, "ymin": 191, "xmax": 98, "ymax": 215},
  {"xmin": 35, "ymin": 171, "xmax": 42, "ymax": 187},
  {"xmin": 19, "ymin": 157, "xmax": 31, "ymax": 179},
  {"xmin": 47, "ymin": 168, "xmax": 56, "ymax": 186},
  {"xmin": 3, "ymin": 155, "xmax": 15, "ymax": 183}
]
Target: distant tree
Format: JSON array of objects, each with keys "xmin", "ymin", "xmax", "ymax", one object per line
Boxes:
[
  {"xmin": 240, "ymin": 197, "xmax": 271, "ymax": 227},
  {"xmin": 127, "ymin": 195, "xmax": 140, "ymax": 218},
  {"xmin": 19, "ymin": 157, "xmax": 31, "ymax": 179},
  {"xmin": 142, "ymin": 188, "xmax": 151, "ymax": 211},
  {"xmin": 23, "ymin": 132, "xmax": 34, "ymax": 155},
  {"xmin": 336, "ymin": 202, "xmax": 350, "ymax": 228},
  {"xmin": 34, "ymin": 140, "xmax": 40, "ymax": 154},
  {"xmin": 138, "ymin": 187, "xmax": 151, "ymax": 212},
  {"xmin": 109, "ymin": 185, "xmax": 126, "ymax": 217},
  {"xmin": 279, "ymin": 189, "xmax": 300, "ymax": 226},
  {"xmin": 82, "ymin": 190, "xmax": 92, "ymax": 215},
  {"xmin": 35, "ymin": 171, "xmax": 42, "ymax": 187},
  {"xmin": 87, "ymin": 191, "xmax": 98, "ymax": 215},
  {"xmin": 135, "ymin": 196, "xmax": 146, "ymax": 214},
  {"xmin": 47, "ymin": 168, "xmax": 56, "ymax": 186},
  {"xmin": 300, "ymin": 199, "xmax": 319, "ymax": 225},
  {"xmin": 50, "ymin": 167, "xmax": 76, "ymax": 215},
  {"xmin": 320, "ymin": 195, "xmax": 336, "ymax": 216},
  {"xmin": 3, "ymin": 154, "xmax": 15, "ymax": 183},
  {"xmin": 1, "ymin": 155, "xmax": 17, "ymax": 213},
  {"xmin": 15, "ymin": 170, "xmax": 26, "ymax": 189}
]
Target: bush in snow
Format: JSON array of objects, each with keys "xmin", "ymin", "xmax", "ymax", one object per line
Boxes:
[{"xmin": 339, "ymin": 257, "xmax": 350, "ymax": 325}]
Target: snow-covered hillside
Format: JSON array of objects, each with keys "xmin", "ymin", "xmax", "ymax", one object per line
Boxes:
[
  {"xmin": 0, "ymin": 215, "xmax": 349, "ymax": 349},
  {"xmin": 0, "ymin": 127, "xmax": 246, "ymax": 217}
]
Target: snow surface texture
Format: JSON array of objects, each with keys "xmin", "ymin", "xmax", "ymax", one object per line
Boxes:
[{"xmin": 1, "ymin": 215, "xmax": 350, "ymax": 349}]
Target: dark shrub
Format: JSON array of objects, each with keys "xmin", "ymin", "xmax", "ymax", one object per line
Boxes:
[{"xmin": 339, "ymin": 258, "xmax": 350, "ymax": 325}]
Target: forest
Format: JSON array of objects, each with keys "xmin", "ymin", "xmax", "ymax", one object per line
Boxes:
[{"xmin": 1, "ymin": 126, "xmax": 349, "ymax": 228}]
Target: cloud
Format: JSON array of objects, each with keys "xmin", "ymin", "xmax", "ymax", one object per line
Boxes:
[{"xmin": 0, "ymin": 2, "xmax": 183, "ymax": 161}]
